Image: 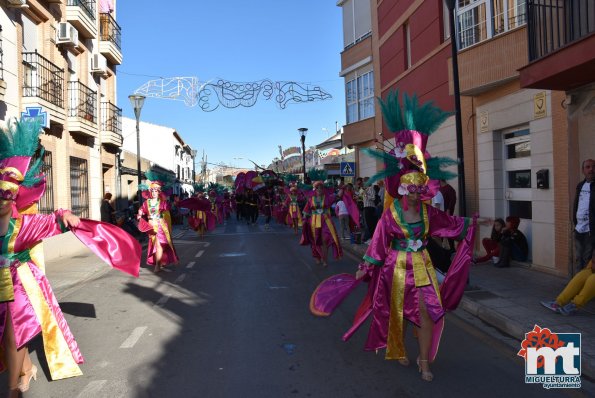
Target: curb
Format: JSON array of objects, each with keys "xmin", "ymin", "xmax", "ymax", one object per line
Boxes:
[{"xmin": 458, "ymin": 296, "xmax": 595, "ymax": 381}]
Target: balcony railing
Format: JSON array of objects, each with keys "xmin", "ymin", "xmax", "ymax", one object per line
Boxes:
[
  {"xmin": 22, "ymin": 51, "xmax": 64, "ymax": 108},
  {"xmin": 101, "ymin": 101, "xmax": 122, "ymax": 135},
  {"xmin": 527, "ymin": 0, "xmax": 595, "ymax": 61},
  {"xmin": 67, "ymin": 0, "xmax": 96, "ymax": 21},
  {"xmin": 68, "ymin": 80, "xmax": 97, "ymax": 123},
  {"xmin": 100, "ymin": 13, "xmax": 121, "ymax": 50}
]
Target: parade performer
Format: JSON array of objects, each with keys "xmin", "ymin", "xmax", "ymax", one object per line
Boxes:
[
  {"xmin": 284, "ymin": 185, "xmax": 303, "ymax": 233},
  {"xmin": 301, "ymin": 179, "xmax": 343, "ymax": 266},
  {"xmin": 0, "ymin": 120, "xmax": 140, "ymax": 397},
  {"xmin": 137, "ymin": 169, "xmax": 179, "ymax": 273},
  {"xmin": 311, "ymin": 92, "xmax": 479, "ymax": 382},
  {"xmin": 185, "ymin": 192, "xmax": 215, "ymax": 238}
]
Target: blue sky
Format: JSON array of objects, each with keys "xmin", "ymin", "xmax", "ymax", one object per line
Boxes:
[{"xmin": 116, "ymin": 1, "xmax": 346, "ymax": 170}]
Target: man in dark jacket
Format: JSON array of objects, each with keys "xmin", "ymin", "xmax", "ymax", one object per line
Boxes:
[
  {"xmin": 100, "ymin": 192, "xmax": 115, "ymax": 224},
  {"xmin": 573, "ymin": 159, "xmax": 595, "ymax": 274}
]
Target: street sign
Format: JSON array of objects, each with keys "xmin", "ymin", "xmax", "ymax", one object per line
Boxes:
[
  {"xmin": 20, "ymin": 106, "xmax": 49, "ymax": 128},
  {"xmin": 340, "ymin": 162, "xmax": 355, "ymax": 177}
]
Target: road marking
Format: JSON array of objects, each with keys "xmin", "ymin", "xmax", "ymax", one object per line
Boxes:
[
  {"xmin": 120, "ymin": 326, "xmax": 148, "ymax": 349},
  {"xmin": 195, "ymin": 250, "xmax": 205, "ymax": 258},
  {"xmin": 186, "ymin": 261, "xmax": 196, "ymax": 269},
  {"xmin": 219, "ymin": 252, "xmax": 246, "ymax": 257},
  {"xmin": 154, "ymin": 294, "xmax": 171, "ymax": 307},
  {"xmin": 76, "ymin": 380, "xmax": 107, "ymax": 398},
  {"xmin": 175, "ymin": 274, "xmax": 186, "ymax": 283}
]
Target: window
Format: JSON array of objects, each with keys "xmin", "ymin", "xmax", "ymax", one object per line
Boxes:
[
  {"xmin": 405, "ymin": 22, "xmax": 412, "ymax": 68},
  {"xmin": 33, "ymin": 150, "xmax": 54, "ymax": 214},
  {"xmin": 508, "ymin": 170, "xmax": 531, "ymax": 188},
  {"xmin": 70, "ymin": 157, "xmax": 89, "ymax": 218},
  {"xmin": 341, "ymin": 0, "xmax": 372, "ymax": 49},
  {"xmin": 443, "ymin": 1, "xmax": 452, "ymax": 41},
  {"xmin": 456, "ymin": 0, "xmax": 526, "ymax": 49},
  {"xmin": 505, "ymin": 129, "xmax": 530, "ymax": 159},
  {"xmin": 346, "ymin": 79, "xmax": 358, "ymax": 124},
  {"xmin": 346, "ymin": 70, "xmax": 374, "ymax": 124}
]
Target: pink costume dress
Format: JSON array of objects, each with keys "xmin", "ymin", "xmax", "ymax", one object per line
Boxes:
[
  {"xmin": 301, "ymin": 194, "xmax": 343, "ymax": 260},
  {"xmin": 344, "ymin": 200, "xmax": 475, "ymax": 362},
  {"xmin": 0, "ymin": 211, "xmax": 141, "ymax": 380},
  {"xmin": 140, "ymin": 198, "xmax": 179, "ymax": 266},
  {"xmin": 284, "ymin": 194, "xmax": 303, "ymax": 227}
]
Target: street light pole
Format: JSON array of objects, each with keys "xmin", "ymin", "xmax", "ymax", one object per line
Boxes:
[
  {"xmin": 128, "ymin": 94, "xmax": 146, "ymax": 206},
  {"xmin": 298, "ymin": 128, "xmax": 308, "ymax": 183},
  {"xmin": 445, "ymin": 0, "xmax": 466, "ymax": 216}
]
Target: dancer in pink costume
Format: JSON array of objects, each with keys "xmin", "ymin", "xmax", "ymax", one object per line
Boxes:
[
  {"xmin": 0, "ymin": 120, "xmax": 140, "ymax": 397},
  {"xmin": 313, "ymin": 92, "xmax": 486, "ymax": 382},
  {"xmin": 138, "ymin": 169, "xmax": 179, "ymax": 273}
]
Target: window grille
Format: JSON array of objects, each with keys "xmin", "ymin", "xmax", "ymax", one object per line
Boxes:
[{"xmin": 70, "ymin": 157, "xmax": 89, "ymax": 218}]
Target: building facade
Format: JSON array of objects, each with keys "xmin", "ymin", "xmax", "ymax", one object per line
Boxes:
[
  {"xmin": 1, "ymin": 0, "xmax": 122, "ymax": 219},
  {"xmin": 121, "ymin": 117, "xmax": 196, "ymax": 199},
  {"xmin": 337, "ymin": 0, "xmax": 377, "ymax": 178}
]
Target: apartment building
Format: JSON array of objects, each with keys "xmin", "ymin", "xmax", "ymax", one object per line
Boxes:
[
  {"xmin": 337, "ymin": 0, "xmax": 377, "ymax": 178},
  {"xmin": 0, "ymin": 0, "xmax": 122, "ymax": 219},
  {"xmin": 121, "ymin": 117, "xmax": 196, "ymax": 199}
]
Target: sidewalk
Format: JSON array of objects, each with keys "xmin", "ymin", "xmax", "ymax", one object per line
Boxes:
[{"xmin": 341, "ymin": 240, "xmax": 595, "ymax": 380}]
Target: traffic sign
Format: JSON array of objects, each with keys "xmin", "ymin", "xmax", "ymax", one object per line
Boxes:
[{"xmin": 340, "ymin": 162, "xmax": 355, "ymax": 177}]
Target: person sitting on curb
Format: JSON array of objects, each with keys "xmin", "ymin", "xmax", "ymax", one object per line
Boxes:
[
  {"xmin": 474, "ymin": 218, "xmax": 505, "ymax": 264},
  {"xmin": 494, "ymin": 216, "xmax": 528, "ymax": 268},
  {"xmin": 541, "ymin": 260, "xmax": 594, "ymax": 315}
]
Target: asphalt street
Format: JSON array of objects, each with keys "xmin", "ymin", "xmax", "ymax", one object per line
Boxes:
[{"xmin": 3, "ymin": 217, "xmax": 593, "ymax": 398}]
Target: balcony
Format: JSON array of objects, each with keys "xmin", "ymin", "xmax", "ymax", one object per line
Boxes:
[
  {"xmin": 101, "ymin": 101, "xmax": 122, "ymax": 147},
  {"xmin": 99, "ymin": 13, "xmax": 122, "ymax": 65},
  {"xmin": 22, "ymin": 51, "xmax": 66, "ymax": 123},
  {"xmin": 66, "ymin": 0, "xmax": 97, "ymax": 39},
  {"xmin": 67, "ymin": 80, "xmax": 98, "ymax": 138},
  {"xmin": 520, "ymin": 0, "xmax": 595, "ymax": 90}
]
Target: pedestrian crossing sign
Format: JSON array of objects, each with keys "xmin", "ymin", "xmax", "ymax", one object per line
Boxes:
[{"xmin": 340, "ymin": 162, "xmax": 355, "ymax": 177}]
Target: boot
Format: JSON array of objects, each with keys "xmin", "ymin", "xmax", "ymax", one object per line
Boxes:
[{"xmin": 494, "ymin": 245, "xmax": 510, "ymax": 268}]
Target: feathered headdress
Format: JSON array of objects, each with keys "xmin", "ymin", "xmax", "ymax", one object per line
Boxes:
[
  {"xmin": 0, "ymin": 119, "xmax": 46, "ymax": 214},
  {"xmin": 139, "ymin": 167, "xmax": 175, "ymax": 200},
  {"xmin": 364, "ymin": 91, "xmax": 457, "ymax": 208}
]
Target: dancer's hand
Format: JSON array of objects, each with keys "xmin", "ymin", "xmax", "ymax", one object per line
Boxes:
[
  {"xmin": 355, "ymin": 269, "xmax": 367, "ymax": 280},
  {"xmin": 63, "ymin": 211, "xmax": 80, "ymax": 228}
]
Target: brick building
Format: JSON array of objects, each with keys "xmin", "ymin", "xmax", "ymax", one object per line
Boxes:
[{"xmin": 0, "ymin": 0, "xmax": 122, "ymax": 219}]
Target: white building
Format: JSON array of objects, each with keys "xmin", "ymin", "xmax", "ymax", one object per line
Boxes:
[{"xmin": 121, "ymin": 117, "xmax": 196, "ymax": 197}]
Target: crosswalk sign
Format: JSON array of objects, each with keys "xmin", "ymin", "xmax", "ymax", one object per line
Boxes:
[{"xmin": 340, "ymin": 162, "xmax": 355, "ymax": 177}]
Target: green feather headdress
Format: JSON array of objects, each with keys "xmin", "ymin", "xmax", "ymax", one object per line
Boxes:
[
  {"xmin": 365, "ymin": 90, "xmax": 457, "ymax": 193},
  {"xmin": 139, "ymin": 168, "xmax": 176, "ymax": 191}
]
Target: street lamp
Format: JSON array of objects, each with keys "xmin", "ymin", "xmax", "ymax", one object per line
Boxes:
[
  {"xmin": 445, "ymin": 0, "xmax": 466, "ymax": 216},
  {"xmin": 298, "ymin": 127, "xmax": 308, "ymax": 183},
  {"xmin": 128, "ymin": 94, "xmax": 146, "ymax": 205},
  {"xmin": 191, "ymin": 149, "xmax": 198, "ymax": 183}
]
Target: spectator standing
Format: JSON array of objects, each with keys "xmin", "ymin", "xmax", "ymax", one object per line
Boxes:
[
  {"xmin": 100, "ymin": 192, "xmax": 115, "ymax": 224},
  {"xmin": 335, "ymin": 197, "xmax": 350, "ymax": 240},
  {"xmin": 363, "ymin": 179, "xmax": 378, "ymax": 243},
  {"xmin": 439, "ymin": 179, "xmax": 457, "ymax": 252},
  {"xmin": 573, "ymin": 159, "xmax": 595, "ymax": 274}
]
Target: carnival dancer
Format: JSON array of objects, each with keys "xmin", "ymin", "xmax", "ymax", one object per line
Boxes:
[
  {"xmin": 284, "ymin": 185, "xmax": 303, "ymax": 234},
  {"xmin": 301, "ymin": 181, "xmax": 343, "ymax": 266},
  {"xmin": 0, "ymin": 120, "xmax": 141, "ymax": 397},
  {"xmin": 244, "ymin": 188, "xmax": 259, "ymax": 225},
  {"xmin": 137, "ymin": 169, "xmax": 179, "ymax": 273},
  {"xmin": 186, "ymin": 192, "xmax": 215, "ymax": 238},
  {"xmin": 318, "ymin": 92, "xmax": 480, "ymax": 382},
  {"xmin": 261, "ymin": 186, "xmax": 274, "ymax": 230}
]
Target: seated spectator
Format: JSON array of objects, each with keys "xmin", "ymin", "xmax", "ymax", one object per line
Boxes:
[
  {"xmin": 494, "ymin": 216, "xmax": 528, "ymax": 268},
  {"xmin": 474, "ymin": 218, "xmax": 505, "ymax": 264},
  {"xmin": 541, "ymin": 260, "xmax": 594, "ymax": 315}
]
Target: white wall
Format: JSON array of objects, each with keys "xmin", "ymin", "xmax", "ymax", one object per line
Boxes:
[{"xmin": 122, "ymin": 117, "xmax": 176, "ymax": 171}]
